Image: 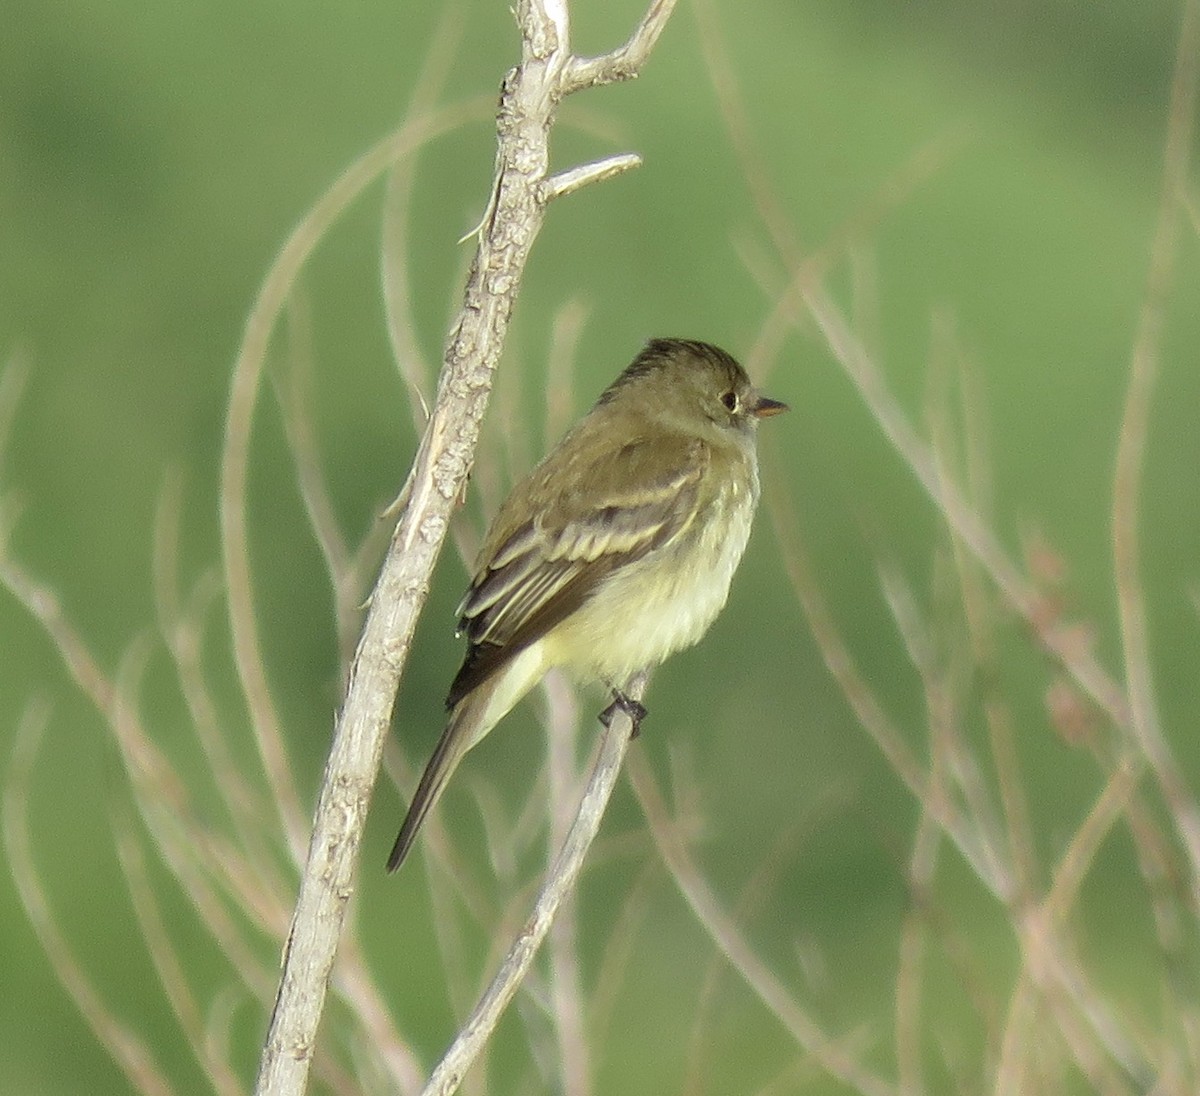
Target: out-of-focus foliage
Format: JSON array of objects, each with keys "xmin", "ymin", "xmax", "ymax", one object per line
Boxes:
[{"xmin": 1, "ymin": 0, "xmax": 1197, "ymax": 1093}]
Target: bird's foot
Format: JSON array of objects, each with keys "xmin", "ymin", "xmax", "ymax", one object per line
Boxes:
[{"xmin": 599, "ymin": 690, "xmax": 647, "ymax": 739}]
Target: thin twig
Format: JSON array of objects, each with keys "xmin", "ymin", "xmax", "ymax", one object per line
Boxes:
[
  {"xmin": 626, "ymin": 750, "xmax": 898, "ymax": 1096},
  {"xmin": 1111, "ymin": 0, "xmax": 1200, "ymax": 905},
  {"xmin": 542, "ymin": 670, "xmax": 591, "ymax": 1096},
  {"xmin": 586, "ymin": 859, "xmax": 656, "ymax": 1054},
  {"xmin": 0, "ymin": 353, "xmax": 30, "ymax": 474},
  {"xmin": 805, "ymin": 283, "xmax": 1132, "ymax": 732},
  {"xmin": 936, "ymin": 319, "xmax": 1037, "ymax": 903},
  {"xmin": 561, "ymin": 0, "xmax": 677, "ymax": 92},
  {"xmin": 540, "ymin": 154, "xmax": 641, "ymax": 202},
  {"xmin": 683, "ymin": 812, "xmax": 825, "ymax": 1096},
  {"xmin": 699, "ymin": 0, "xmax": 1133, "ymax": 745},
  {"xmin": 6, "ymin": 470, "xmax": 397, "ymax": 1093},
  {"xmin": 1036, "ymin": 760, "xmax": 1152, "ymax": 1085},
  {"xmin": 764, "ymin": 448, "xmax": 1009, "ymax": 900},
  {"xmin": 895, "ymin": 809, "xmax": 939, "ymax": 1096},
  {"xmin": 112, "ymin": 813, "xmax": 244, "ymax": 1096},
  {"xmin": 380, "ymin": 2, "xmax": 469, "ymax": 433},
  {"xmin": 997, "ymin": 760, "xmax": 1152, "ymax": 1094},
  {"xmin": 4, "ymin": 706, "xmax": 176, "ymax": 1096},
  {"xmin": 151, "ymin": 473, "xmax": 276, "ymax": 877},
  {"xmin": 420, "ymin": 676, "xmax": 645, "ymax": 1096},
  {"xmin": 274, "ymin": 297, "xmax": 366, "ymax": 673},
  {"xmin": 879, "ymin": 562, "xmax": 1011, "ymax": 899},
  {"xmin": 221, "ymin": 98, "xmax": 489, "ymax": 873},
  {"xmin": 332, "ymin": 934, "xmax": 426, "ymax": 1096}
]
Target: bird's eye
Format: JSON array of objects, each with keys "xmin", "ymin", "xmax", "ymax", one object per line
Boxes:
[{"xmin": 720, "ymin": 390, "xmax": 739, "ymax": 412}]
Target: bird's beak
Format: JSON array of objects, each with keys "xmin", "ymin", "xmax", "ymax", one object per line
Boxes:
[{"xmin": 751, "ymin": 394, "xmax": 789, "ymax": 419}]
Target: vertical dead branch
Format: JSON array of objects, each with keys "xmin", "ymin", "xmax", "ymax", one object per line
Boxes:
[{"xmin": 253, "ymin": 4, "xmax": 676, "ymax": 1094}]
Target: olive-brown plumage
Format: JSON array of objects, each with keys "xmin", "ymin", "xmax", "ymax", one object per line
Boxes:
[{"xmin": 387, "ymin": 338, "xmax": 786, "ymax": 871}]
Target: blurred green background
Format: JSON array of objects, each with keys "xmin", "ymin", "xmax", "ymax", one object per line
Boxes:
[{"xmin": 2, "ymin": 0, "xmax": 1198, "ymax": 1092}]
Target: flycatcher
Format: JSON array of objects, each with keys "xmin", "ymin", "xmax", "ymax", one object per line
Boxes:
[{"xmin": 387, "ymin": 338, "xmax": 786, "ymax": 871}]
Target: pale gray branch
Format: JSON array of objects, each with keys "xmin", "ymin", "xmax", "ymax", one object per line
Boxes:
[
  {"xmin": 542, "ymin": 671, "xmax": 590, "ymax": 1096},
  {"xmin": 1111, "ymin": 0, "xmax": 1200, "ymax": 906},
  {"xmin": 252, "ymin": 2, "xmax": 677, "ymax": 1093},
  {"xmin": 421, "ymin": 676, "xmax": 645, "ymax": 1096},
  {"xmin": 541, "ymin": 153, "xmax": 642, "ymax": 203},
  {"xmin": 563, "ymin": 0, "xmax": 678, "ymax": 92}
]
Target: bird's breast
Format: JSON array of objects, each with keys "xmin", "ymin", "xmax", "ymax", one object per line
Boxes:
[{"xmin": 548, "ymin": 465, "xmax": 759, "ymax": 684}]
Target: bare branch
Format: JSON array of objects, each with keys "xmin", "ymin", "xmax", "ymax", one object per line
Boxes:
[
  {"xmin": 685, "ymin": 813, "xmax": 824, "ymax": 1096},
  {"xmin": 274, "ymin": 301, "xmax": 365, "ymax": 671},
  {"xmin": 540, "ymin": 153, "xmax": 642, "ymax": 203},
  {"xmin": 997, "ymin": 761, "xmax": 1153, "ymax": 1093},
  {"xmin": 625, "ymin": 750, "xmax": 898, "ymax": 1096},
  {"xmin": 253, "ymin": 3, "xmax": 678, "ymax": 1092},
  {"xmin": 4, "ymin": 706, "xmax": 176, "ymax": 1096},
  {"xmin": 332, "ymin": 935, "xmax": 426, "ymax": 1095},
  {"xmin": 697, "ymin": 0, "xmax": 1133, "ymax": 742},
  {"xmin": 421, "ymin": 676, "xmax": 644, "ymax": 1096},
  {"xmin": 381, "ymin": 4, "xmax": 469, "ymax": 433},
  {"xmin": 763, "ymin": 451, "xmax": 1013, "ymax": 902},
  {"xmin": 1111, "ymin": 0, "xmax": 1200, "ymax": 904},
  {"xmin": 112, "ymin": 814, "xmax": 244, "ymax": 1096},
  {"xmin": 152, "ymin": 474, "xmax": 270, "ymax": 867},
  {"xmin": 221, "ymin": 98, "xmax": 489, "ymax": 873},
  {"xmin": 542, "ymin": 671, "xmax": 590, "ymax": 1096},
  {"xmin": 562, "ymin": 0, "xmax": 678, "ymax": 92},
  {"xmin": 878, "ymin": 562, "xmax": 1011, "ymax": 899}
]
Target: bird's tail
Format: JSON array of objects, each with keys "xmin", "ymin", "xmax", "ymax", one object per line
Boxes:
[{"xmin": 386, "ymin": 687, "xmax": 493, "ymax": 872}]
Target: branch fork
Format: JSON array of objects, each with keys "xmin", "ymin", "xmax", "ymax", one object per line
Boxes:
[{"xmin": 252, "ymin": 3, "xmax": 677, "ymax": 1094}]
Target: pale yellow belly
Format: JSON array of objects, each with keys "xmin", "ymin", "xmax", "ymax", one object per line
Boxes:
[{"xmin": 546, "ymin": 477, "xmax": 757, "ymax": 686}]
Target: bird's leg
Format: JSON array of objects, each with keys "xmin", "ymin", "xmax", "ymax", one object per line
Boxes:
[{"xmin": 599, "ymin": 685, "xmax": 647, "ymax": 739}]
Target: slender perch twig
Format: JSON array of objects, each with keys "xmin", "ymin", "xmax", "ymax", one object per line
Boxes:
[
  {"xmin": 253, "ymin": 3, "xmax": 677, "ymax": 1093},
  {"xmin": 421, "ymin": 675, "xmax": 645, "ymax": 1096},
  {"xmin": 542, "ymin": 672, "xmax": 591, "ymax": 1096}
]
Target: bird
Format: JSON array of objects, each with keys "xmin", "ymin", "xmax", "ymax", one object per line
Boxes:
[{"xmin": 387, "ymin": 337, "xmax": 787, "ymax": 871}]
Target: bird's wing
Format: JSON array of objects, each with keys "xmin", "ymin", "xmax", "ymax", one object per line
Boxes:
[{"xmin": 445, "ymin": 435, "xmax": 709, "ymax": 708}]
